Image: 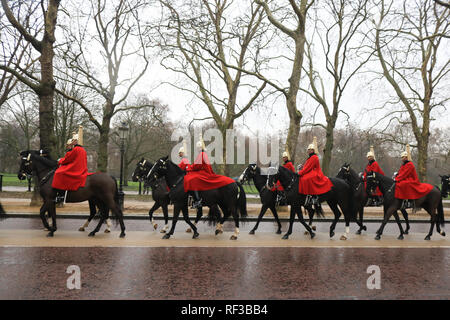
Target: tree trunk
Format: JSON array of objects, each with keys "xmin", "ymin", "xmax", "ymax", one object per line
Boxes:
[
  {"xmin": 321, "ymin": 122, "xmax": 335, "ymax": 176},
  {"xmin": 286, "ymin": 99, "xmax": 302, "ymax": 164},
  {"xmin": 416, "ymin": 137, "xmax": 429, "ymax": 182},
  {"xmin": 97, "ymin": 126, "xmax": 110, "ymax": 172}
]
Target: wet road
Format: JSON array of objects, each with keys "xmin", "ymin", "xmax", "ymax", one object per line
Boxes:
[{"xmin": 1, "ymin": 218, "xmax": 449, "ymax": 299}]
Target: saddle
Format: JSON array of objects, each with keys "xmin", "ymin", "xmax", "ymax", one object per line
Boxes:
[{"xmin": 401, "ymin": 199, "xmax": 415, "ymax": 211}]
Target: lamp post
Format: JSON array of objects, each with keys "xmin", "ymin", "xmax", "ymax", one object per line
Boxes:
[{"xmin": 118, "ymin": 121, "xmax": 129, "ymax": 210}]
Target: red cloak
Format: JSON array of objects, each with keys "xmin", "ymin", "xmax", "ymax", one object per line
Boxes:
[
  {"xmin": 178, "ymin": 157, "xmax": 191, "ymax": 171},
  {"xmin": 364, "ymin": 160, "xmax": 384, "ymax": 196},
  {"xmin": 298, "ymin": 154, "xmax": 333, "ymax": 195},
  {"xmin": 394, "ymin": 161, "xmax": 433, "ymax": 200},
  {"xmin": 52, "ymin": 145, "xmax": 88, "ymax": 191},
  {"xmin": 183, "ymin": 151, "xmax": 235, "ymax": 192}
]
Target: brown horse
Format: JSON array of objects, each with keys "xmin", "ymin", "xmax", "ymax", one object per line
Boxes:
[{"xmin": 18, "ymin": 150, "xmax": 126, "ymax": 237}]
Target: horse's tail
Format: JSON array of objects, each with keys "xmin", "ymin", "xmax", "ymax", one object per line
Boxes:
[
  {"xmin": 236, "ymin": 182, "xmax": 247, "ymax": 218},
  {"xmin": 437, "ymin": 197, "xmax": 445, "ymax": 228},
  {"xmin": 110, "ymin": 175, "xmax": 123, "ymax": 225},
  {"xmin": 0, "ymin": 201, "xmax": 6, "ymax": 220}
]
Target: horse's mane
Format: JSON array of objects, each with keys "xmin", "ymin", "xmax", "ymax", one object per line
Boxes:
[
  {"xmin": 30, "ymin": 151, "xmax": 58, "ymax": 168},
  {"xmin": 168, "ymin": 159, "xmax": 184, "ymax": 176}
]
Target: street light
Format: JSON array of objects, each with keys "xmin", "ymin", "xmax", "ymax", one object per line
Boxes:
[{"xmin": 118, "ymin": 121, "xmax": 129, "ymax": 210}]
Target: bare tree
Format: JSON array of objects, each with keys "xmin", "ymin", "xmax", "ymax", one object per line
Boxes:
[
  {"xmin": 246, "ymin": 0, "xmax": 315, "ymax": 164},
  {"xmin": 300, "ymin": 0, "xmax": 372, "ymax": 175},
  {"xmin": 0, "ymin": 0, "xmax": 60, "ymax": 156},
  {"xmin": 156, "ymin": 0, "xmax": 268, "ymax": 175},
  {"xmin": 373, "ymin": 0, "xmax": 450, "ymax": 181},
  {"xmin": 56, "ymin": 0, "xmax": 151, "ymax": 172}
]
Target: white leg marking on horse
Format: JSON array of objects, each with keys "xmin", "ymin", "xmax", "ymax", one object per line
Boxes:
[{"xmin": 83, "ymin": 220, "xmax": 90, "ymax": 228}]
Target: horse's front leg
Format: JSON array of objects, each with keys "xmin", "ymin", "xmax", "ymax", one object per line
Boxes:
[
  {"xmin": 39, "ymin": 202, "xmax": 51, "ymax": 231},
  {"xmin": 270, "ymin": 206, "xmax": 282, "ymax": 234},
  {"xmin": 327, "ymin": 202, "xmax": 341, "ymax": 238},
  {"xmin": 392, "ymin": 211, "xmax": 405, "ymax": 240},
  {"xmin": 181, "ymin": 205, "xmax": 199, "ymax": 239},
  {"xmin": 295, "ymin": 207, "xmax": 315, "ymax": 239},
  {"xmin": 186, "ymin": 207, "xmax": 202, "ymax": 233},
  {"xmin": 160, "ymin": 203, "xmax": 169, "ymax": 233},
  {"xmin": 47, "ymin": 202, "xmax": 57, "ymax": 237},
  {"xmin": 249, "ymin": 204, "xmax": 268, "ymax": 235},
  {"xmin": 230, "ymin": 205, "xmax": 240, "ymax": 240},
  {"xmin": 375, "ymin": 206, "xmax": 395, "ymax": 240},
  {"xmin": 148, "ymin": 201, "xmax": 160, "ymax": 230},
  {"xmin": 356, "ymin": 204, "xmax": 367, "ymax": 234},
  {"xmin": 163, "ymin": 204, "xmax": 181, "ymax": 239},
  {"xmin": 400, "ymin": 209, "xmax": 410, "ymax": 234},
  {"xmin": 282, "ymin": 205, "xmax": 297, "ymax": 240}
]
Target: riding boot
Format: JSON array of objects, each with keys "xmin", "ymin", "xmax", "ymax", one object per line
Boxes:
[
  {"xmin": 304, "ymin": 195, "xmax": 311, "ymax": 207},
  {"xmin": 192, "ymin": 191, "xmax": 202, "ymax": 209},
  {"xmin": 311, "ymin": 195, "xmax": 319, "ymax": 205}
]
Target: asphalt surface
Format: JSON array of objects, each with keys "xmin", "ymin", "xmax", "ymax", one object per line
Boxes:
[{"xmin": 1, "ymin": 218, "xmax": 449, "ymax": 300}]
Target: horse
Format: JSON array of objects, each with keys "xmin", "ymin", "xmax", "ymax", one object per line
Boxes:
[
  {"xmin": 132, "ymin": 159, "xmax": 171, "ymax": 233},
  {"xmin": 268, "ymin": 166, "xmax": 358, "ymax": 240},
  {"xmin": 337, "ymin": 163, "xmax": 411, "ymax": 235},
  {"xmin": 238, "ymin": 164, "xmax": 283, "ymax": 234},
  {"xmin": 148, "ymin": 156, "xmax": 247, "ymax": 240},
  {"xmin": 440, "ymin": 175, "xmax": 449, "ymax": 199},
  {"xmin": 18, "ymin": 150, "xmax": 126, "ymax": 237},
  {"xmin": 366, "ymin": 171, "xmax": 445, "ymax": 240}
]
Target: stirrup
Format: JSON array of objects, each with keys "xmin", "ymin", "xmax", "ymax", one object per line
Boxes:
[{"xmin": 192, "ymin": 199, "xmax": 202, "ymax": 209}]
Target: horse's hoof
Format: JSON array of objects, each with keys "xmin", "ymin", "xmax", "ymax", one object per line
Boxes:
[
  {"xmin": 312, "ymin": 226, "xmax": 316, "ymax": 231},
  {"xmin": 104, "ymin": 229, "xmax": 111, "ymax": 233},
  {"xmin": 119, "ymin": 232, "xmax": 126, "ymax": 238},
  {"xmin": 186, "ymin": 228, "xmax": 192, "ymax": 233},
  {"xmin": 310, "ymin": 232, "xmax": 315, "ymax": 239},
  {"xmin": 215, "ymin": 230, "xmax": 223, "ymax": 235},
  {"xmin": 397, "ymin": 235, "xmax": 404, "ymax": 240},
  {"xmin": 356, "ymin": 229, "xmax": 361, "ymax": 235},
  {"xmin": 441, "ymin": 231, "xmax": 446, "ymax": 237},
  {"xmin": 193, "ymin": 232, "xmax": 199, "ymax": 239},
  {"xmin": 160, "ymin": 229, "xmax": 166, "ymax": 233},
  {"xmin": 375, "ymin": 234, "xmax": 381, "ymax": 240},
  {"xmin": 78, "ymin": 227, "xmax": 85, "ymax": 232},
  {"xmin": 88, "ymin": 232, "xmax": 95, "ymax": 237},
  {"xmin": 230, "ymin": 235, "xmax": 238, "ymax": 240},
  {"xmin": 249, "ymin": 229, "xmax": 255, "ymax": 235},
  {"xmin": 404, "ymin": 230, "xmax": 409, "ymax": 235},
  {"xmin": 276, "ymin": 229, "xmax": 282, "ymax": 234},
  {"xmin": 330, "ymin": 231, "xmax": 335, "ymax": 238},
  {"xmin": 362, "ymin": 226, "xmax": 367, "ymax": 231},
  {"xmin": 153, "ymin": 224, "xmax": 158, "ymax": 230},
  {"xmin": 424, "ymin": 235, "xmax": 431, "ymax": 240},
  {"xmin": 340, "ymin": 235, "xmax": 347, "ymax": 240},
  {"xmin": 46, "ymin": 232, "xmax": 54, "ymax": 237},
  {"xmin": 304, "ymin": 231, "xmax": 309, "ymax": 235},
  {"xmin": 282, "ymin": 234, "xmax": 289, "ymax": 240},
  {"xmin": 162, "ymin": 234, "xmax": 171, "ymax": 239}
]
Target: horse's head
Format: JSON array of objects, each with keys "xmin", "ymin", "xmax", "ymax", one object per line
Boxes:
[
  {"xmin": 18, "ymin": 150, "xmax": 33, "ymax": 180},
  {"xmin": 440, "ymin": 174, "xmax": 449, "ymax": 198},
  {"xmin": 365, "ymin": 171, "xmax": 379, "ymax": 195},
  {"xmin": 238, "ymin": 163, "xmax": 258, "ymax": 183},
  {"xmin": 337, "ymin": 162, "xmax": 351, "ymax": 180},
  {"xmin": 131, "ymin": 158, "xmax": 153, "ymax": 182},
  {"xmin": 147, "ymin": 156, "xmax": 169, "ymax": 182}
]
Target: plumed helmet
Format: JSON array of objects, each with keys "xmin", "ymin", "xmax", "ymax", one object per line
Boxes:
[
  {"xmin": 307, "ymin": 136, "xmax": 319, "ymax": 154},
  {"xmin": 401, "ymin": 144, "xmax": 412, "ymax": 161},
  {"xmin": 197, "ymin": 133, "xmax": 206, "ymax": 150},
  {"xmin": 367, "ymin": 146, "xmax": 375, "ymax": 159},
  {"xmin": 66, "ymin": 139, "xmax": 73, "ymax": 145},
  {"xmin": 282, "ymin": 150, "xmax": 290, "ymax": 160},
  {"xmin": 178, "ymin": 146, "xmax": 185, "ymax": 154},
  {"xmin": 72, "ymin": 133, "xmax": 79, "ymax": 141}
]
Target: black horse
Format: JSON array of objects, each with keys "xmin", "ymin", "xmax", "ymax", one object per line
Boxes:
[
  {"xmin": 132, "ymin": 159, "xmax": 171, "ymax": 233},
  {"xmin": 268, "ymin": 166, "xmax": 357, "ymax": 240},
  {"xmin": 441, "ymin": 175, "xmax": 449, "ymax": 199},
  {"xmin": 238, "ymin": 164, "xmax": 323, "ymax": 235},
  {"xmin": 337, "ymin": 163, "xmax": 411, "ymax": 235},
  {"xmin": 366, "ymin": 171, "xmax": 445, "ymax": 240},
  {"xmin": 238, "ymin": 164, "xmax": 283, "ymax": 234},
  {"xmin": 18, "ymin": 150, "xmax": 126, "ymax": 237},
  {"xmin": 148, "ymin": 156, "xmax": 247, "ymax": 240}
]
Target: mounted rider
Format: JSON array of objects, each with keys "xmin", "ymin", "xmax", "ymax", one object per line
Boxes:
[
  {"xmin": 298, "ymin": 136, "xmax": 333, "ymax": 206},
  {"xmin": 394, "ymin": 144, "xmax": 433, "ymax": 210},
  {"xmin": 363, "ymin": 146, "xmax": 384, "ymax": 206},
  {"xmin": 183, "ymin": 134, "xmax": 235, "ymax": 208},
  {"xmin": 272, "ymin": 150, "xmax": 296, "ymax": 205},
  {"xmin": 178, "ymin": 141, "xmax": 191, "ymax": 172},
  {"xmin": 52, "ymin": 126, "xmax": 88, "ymax": 204}
]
